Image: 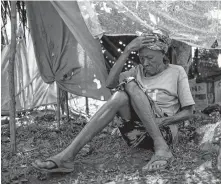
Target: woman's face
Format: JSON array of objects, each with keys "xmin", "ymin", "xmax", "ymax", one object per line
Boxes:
[{"xmin": 139, "ymin": 48, "xmax": 165, "ymax": 76}]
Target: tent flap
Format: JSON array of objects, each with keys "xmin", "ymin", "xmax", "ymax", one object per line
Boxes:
[
  {"xmin": 1, "ymin": 37, "xmax": 57, "ymax": 112},
  {"xmin": 26, "ymin": 1, "xmax": 111, "ymax": 101}
]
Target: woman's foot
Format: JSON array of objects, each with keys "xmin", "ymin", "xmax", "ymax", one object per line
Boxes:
[
  {"xmin": 34, "ymin": 159, "xmax": 57, "ymax": 170},
  {"xmin": 32, "ymin": 156, "xmax": 75, "ymax": 173},
  {"xmin": 142, "ymin": 148, "xmax": 173, "ymax": 172}
]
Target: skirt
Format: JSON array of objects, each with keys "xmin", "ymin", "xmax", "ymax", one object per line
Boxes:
[{"xmin": 114, "ymin": 77, "xmax": 173, "ymax": 149}]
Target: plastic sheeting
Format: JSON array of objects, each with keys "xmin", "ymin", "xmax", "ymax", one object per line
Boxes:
[
  {"xmin": 26, "ymin": 1, "xmax": 111, "ymax": 102},
  {"xmin": 78, "ymin": 1, "xmax": 221, "ymax": 49},
  {"xmin": 1, "ymin": 36, "xmax": 57, "ymax": 113},
  {"xmin": 3, "ymin": 1, "xmax": 220, "ymax": 111}
]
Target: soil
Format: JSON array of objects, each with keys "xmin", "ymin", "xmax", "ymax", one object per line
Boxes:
[{"xmin": 1, "ymin": 110, "xmax": 221, "ymax": 184}]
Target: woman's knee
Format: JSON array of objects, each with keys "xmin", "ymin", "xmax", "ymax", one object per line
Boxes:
[
  {"xmin": 109, "ymin": 91, "xmax": 129, "ymax": 107},
  {"xmin": 124, "ymin": 81, "xmax": 139, "ymax": 94}
]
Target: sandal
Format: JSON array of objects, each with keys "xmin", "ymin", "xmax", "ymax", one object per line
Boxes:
[
  {"xmin": 142, "ymin": 154, "xmax": 174, "ymax": 172},
  {"xmin": 32, "ymin": 157, "xmax": 75, "ymax": 173}
]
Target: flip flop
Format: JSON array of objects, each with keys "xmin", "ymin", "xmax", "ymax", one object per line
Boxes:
[
  {"xmin": 32, "ymin": 157, "xmax": 75, "ymax": 173},
  {"xmin": 142, "ymin": 154, "xmax": 174, "ymax": 172}
]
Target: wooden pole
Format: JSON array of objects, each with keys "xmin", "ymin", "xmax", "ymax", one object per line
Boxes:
[
  {"xmin": 102, "ymin": 35, "xmax": 120, "ymax": 58},
  {"xmin": 60, "ymin": 89, "xmax": 65, "ymax": 115},
  {"xmin": 194, "ymin": 48, "xmax": 199, "ymax": 78},
  {"xmin": 85, "ymin": 97, "xmax": 89, "ymax": 115},
  {"xmin": 83, "ymin": 48, "xmax": 89, "ymax": 116},
  {"xmin": 65, "ymin": 91, "xmax": 69, "ymax": 120},
  {"xmin": 56, "ymin": 85, "xmax": 61, "ymax": 128},
  {"xmin": 8, "ymin": 1, "xmax": 17, "ymax": 154}
]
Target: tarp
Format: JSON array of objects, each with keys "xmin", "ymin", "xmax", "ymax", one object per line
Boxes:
[
  {"xmin": 1, "ymin": 36, "xmax": 57, "ymax": 112},
  {"xmin": 2, "ymin": 1, "xmax": 221, "ymax": 112},
  {"xmin": 26, "ymin": 1, "xmax": 111, "ymax": 102},
  {"xmin": 78, "ymin": 1, "xmax": 221, "ymax": 49}
]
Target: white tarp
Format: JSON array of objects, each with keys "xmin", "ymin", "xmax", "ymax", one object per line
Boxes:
[
  {"xmin": 1, "ymin": 36, "xmax": 57, "ymax": 113},
  {"xmin": 78, "ymin": 1, "xmax": 221, "ymax": 49},
  {"xmin": 2, "ymin": 1, "xmax": 221, "ymax": 112}
]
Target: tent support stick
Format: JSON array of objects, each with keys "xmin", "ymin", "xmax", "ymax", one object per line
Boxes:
[
  {"xmin": 102, "ymin": 35, "xmax": 120, "ymax": 58},
  {"xmin": 8, "ymin": 1, "xmax": 17, "ymax": 154},
  {"xmin": 65, "ymin": 91, "xmax": 69, "ymax": 120},
  {"xmin": 57, "ymin": 85, "xmax": 61, "ymax": 128},
  {"xmin": 104, "ymin": 49, "xmax": 116, "ymax": 62},
  {"xmin": 85, "ymin": 97, "xmax": 89, "ymax": 115}
]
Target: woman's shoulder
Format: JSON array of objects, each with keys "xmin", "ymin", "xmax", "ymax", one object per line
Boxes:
[
  {"xmin": 168, "ymin": 64, "xmax": 184, "ymax": 70},
  {"xmin": 168, "ymin": 64, "xmax": 188, "ymax": 80}
]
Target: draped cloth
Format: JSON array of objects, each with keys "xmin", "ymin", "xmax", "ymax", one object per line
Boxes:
[
  {"xmin": 3, "ymin": 1, "xmax": 220, "ymax": 112},
  {"xmin": 26, "ymin": 1, "xmax": 111, "ymax": 102},
  {"xmin": 1, "ymin": 36, "xmax": 57, "ymax": 113}
]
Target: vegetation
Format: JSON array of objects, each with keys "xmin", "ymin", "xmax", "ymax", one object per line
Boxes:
[
  {"xmin": 1, "ymin": 109, "xmax": 221, "ymax": 184},
  {"xmin": 1, "ymin": 1, "xmax": 27, "ymax": 45}
]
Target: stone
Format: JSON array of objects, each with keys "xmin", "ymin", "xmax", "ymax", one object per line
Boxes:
[
  {"xmin": 195, "ymin": 121, "xmax": 221, "ymax": 152},
  {"xmin": 114, "ymin": 153, "xmax": 120, "ymax": 159},
  {"xmin": 99, "ymin": 133, "xmax": 107, "ymax": 138},
  {"xmin": 50, "ymin": 132, "xmax": 58, "ymax": 139},
  {"xmin": 80, "ymin": 144, "xmax": 92, "ymax": 156},
  {"xmin": 1, "ymin": 136, "xmax": 10, "ymax": 143},
  {"xmin": 111, "ymin": 128, "xmax": 121, "ymax": 137}
]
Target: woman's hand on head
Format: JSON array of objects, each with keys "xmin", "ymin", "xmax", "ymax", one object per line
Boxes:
[{"xmin": 125, "ymin": 35, "xmax": 156, "ymax": 53}]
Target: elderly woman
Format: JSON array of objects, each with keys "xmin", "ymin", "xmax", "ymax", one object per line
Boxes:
[{"xmin": 33, "ymin": 30, "xmax": 195, "ymax": 172}]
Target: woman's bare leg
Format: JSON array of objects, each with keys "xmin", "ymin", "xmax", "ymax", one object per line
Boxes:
[
  {"xmin": 35, "ymin": 91, "xmax": 131, "ymax": 169},
  {"xmin": 124, "ymin": 81, "xmax": 169, "ymax": 151},
  {"xmin": 124, "ymin": 81, "xmax": 172, "ymax": 170}
]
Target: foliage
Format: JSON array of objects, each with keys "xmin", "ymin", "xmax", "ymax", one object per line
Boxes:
[
  {"xmin": 188, "ymin": 48, "xmax": 221, "ymax": 80},
  {"xmin": 1, "ymin": 1, "xmax": 27, "ymax": 45},
  {"xmin": 198, "ymin": 49, "xmax": 220, "ymax": 60}
]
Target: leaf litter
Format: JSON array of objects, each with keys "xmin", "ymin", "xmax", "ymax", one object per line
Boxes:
[{"xmin": 1, "ymin": 109, "xmax": 221, "ymax": 184}]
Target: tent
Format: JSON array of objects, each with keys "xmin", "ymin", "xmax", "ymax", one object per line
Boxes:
[
  {"xmin": 1, "ymin": 1, "xmax": 221, "ymax": 112},
  {"xmin": 1, "ymin": 36, "xmax": 57, "ymax": 113}
]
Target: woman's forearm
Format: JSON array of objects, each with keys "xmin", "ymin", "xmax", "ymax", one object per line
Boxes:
[
  {"xmin": 106, "ymin": 49, "xmax": 130, "ymax": 89},
  {"xmin": 162, "ymin": 106, "xmax": 194, "ymax": 126}
]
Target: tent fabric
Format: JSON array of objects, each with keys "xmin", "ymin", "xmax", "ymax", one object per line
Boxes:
[
  {"xmin": 3, "ymin": 1, "xmax": 220, "ymax": 112},
  {"xmin": 1, "ymin": 36, "xmax": 57, "ymax": 113},
  {"xmin": 26, "ymin": 1, "xmax": 111, "ymax": 101},
  {"xmin": 78, "ymin": 1, "xmax": 221, "ymax": 49}
]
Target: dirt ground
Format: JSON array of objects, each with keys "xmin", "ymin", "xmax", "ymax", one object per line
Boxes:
[{"xmin": 1, "ymin": 109, "xmax": 221, "ymax": 184}]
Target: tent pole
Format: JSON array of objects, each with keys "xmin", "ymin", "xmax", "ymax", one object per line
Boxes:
[
  {"xmin": 65, "ymin": 91, "xmax": 69, "ymax": 120},
  {"xmin": 85, "ymin": 97, "xmax": 89, "ymax": 115},
  {"xmin": 102, "ymin": 35, "xmax": 120, "ymax": 58},
  {"xmin": 56, "ymin": 85, "xmax": 61, "ymax": 128},
  {"xmin": 60, "ymin": 89, "xmax": 65, "ymax": 115},
  {"xmin": 83, "ymin": 49, "xmax": 89, "ymax": 116},
  {"xmin": 8, "ymin": 1, "xmax": 17, "ymax": 154},
  {"xmin": 104, "ymin": 49, "xmax": 116, "ymax": 61}
]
